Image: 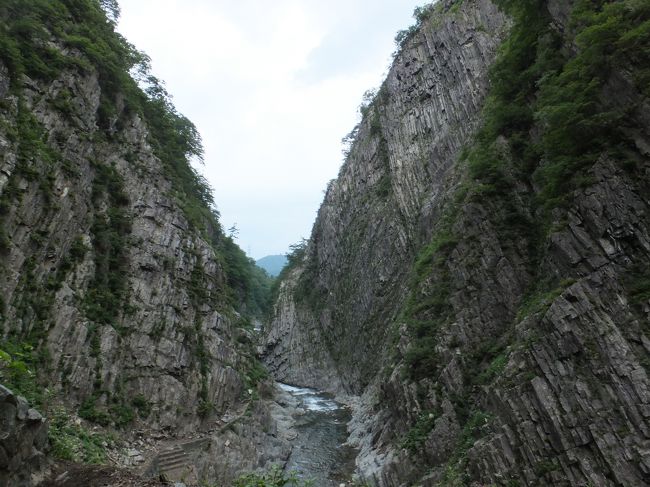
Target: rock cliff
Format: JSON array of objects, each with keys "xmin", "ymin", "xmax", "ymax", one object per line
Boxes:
[
  {"xmin": 266, "ymin": 0, "xmax": 510, "ymax": 392},
  {"xmin": 266, "ymin": 0, "xmax": 650, "ymax": 485},
  {"xmin": 0, "ymin": 1, "xmax": 277, "ymax": 484},
  {"xmin": 0, "ymin": 385, "xmax": 48, "ymax": 487},
  {"xmin": 0, "ymin": 60, "xmax": 250, "ymax": 430}
]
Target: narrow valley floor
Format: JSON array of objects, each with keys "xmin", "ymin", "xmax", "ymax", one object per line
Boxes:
[
  {"xmin": 278, "ymin": 384, "xmax": 358, "ymax": 486},
  {"xmin": 38, "ymin": 382, "xmax": 359, "ymax": 487}
]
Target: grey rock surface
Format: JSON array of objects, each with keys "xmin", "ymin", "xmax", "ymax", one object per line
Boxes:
[
  {"xmin": 195, "ymin": 390, "xmax": 293, "ymax": 485},
  {"xmin": 265, "ymin": 0, "xmax": 509, "ymax": 394},
  {"xmin": 0, "ymin": 385, "xmax": 48, "ymax": 487},
  {"xmin": 265, "ymin": 1, "xmax": 650, "ymax": 486},
  {"xmin": 0, "ymin": 56, "xmax": 244, "ymax": 434},
  {"xmin": 0, "ymin": 23, "xmax": 281, "ymax": 485}
]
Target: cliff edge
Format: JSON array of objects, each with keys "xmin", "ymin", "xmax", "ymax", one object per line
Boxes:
[{"xmin": 266, "ymin": 1, "xmax": 650, "ymax": 485}]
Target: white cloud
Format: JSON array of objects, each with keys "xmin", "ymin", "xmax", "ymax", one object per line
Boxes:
[{"xmin": 118, "ymin": 0, "xmax": 423, "ymax": 258}]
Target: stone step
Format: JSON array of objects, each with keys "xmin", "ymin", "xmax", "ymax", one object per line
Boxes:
[
  {"xmin": 160, "ymin": 454, "xmax": 188, "ymax": 464},
  {"xmin": 160, "ymin": 458, "xmax": 188, "ymax": 471},
  {"xmin": 160, "ymin": 452, "xmax": 188, "ymax": 463},
  {"xmin": 159, "ymin": 449, "xmax": 187, "ymax": 461},
  {"xmin": 158, "ymin": 447, "xmax": 189, "ymax": 473},
  {"xmin": 179, "ymin": 437, "xmax": 210, "ymax": 450},
  {"xmin": 161, "ymin": 467, "xmax": 192, "ymax": 482},
  {"xmin": 160, "ymin": 457, "xmax": 188, "ymax": 468}
]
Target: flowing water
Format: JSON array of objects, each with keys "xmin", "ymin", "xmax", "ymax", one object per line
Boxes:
[{"xmin": 278, "ymin": 383, "xmax": 358, "ymax": 486}]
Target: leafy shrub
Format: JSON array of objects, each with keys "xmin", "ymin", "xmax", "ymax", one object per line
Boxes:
[
  {"xmin": 0, "ymin": 341, "xmax": 44, "ymax": 406},
  {"xmin": 270, "ymin": 239, "xmax": 308, "ymax": 307},
  {"xmin": 197, "ymin": 398, "xmax": 214, "ymax": 417},
  {"xmin": 400, "ymin": 410, "xmax": 438, "ymax": 452},
  {"xmin": 393, "ymin": 3, "xmax": 439, "ymax": 52},
  {"xmin": 109, "ymin": 403, "xmax": 134, "ymax": 427},
  {"xmin": 49, "ymin": 407, "xmax": 114, "ymax": 463},
  {"xmin": 244, "ymin": 359, "xmax": 269, "ymax": 390},
  {"xmin": 132, "ymin": 394, "xmax": 152, "ymax": 417},
  {"xmin": 470, "ymin": 0, "xmax": 649, "ymax": 213},
  {"xmin": 78, "ymin": 397, "xmax": 111, "ymax": 426}
]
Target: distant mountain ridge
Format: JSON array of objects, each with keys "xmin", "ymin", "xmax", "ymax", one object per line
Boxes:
[{"xmin": 256, "ymin": 255, "xmax": 288, "ymax": 277}]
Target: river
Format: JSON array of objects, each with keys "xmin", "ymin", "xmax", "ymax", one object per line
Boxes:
[{"xmin": 278, "ymin": 383, "xmax": 358, "ymax": 486}]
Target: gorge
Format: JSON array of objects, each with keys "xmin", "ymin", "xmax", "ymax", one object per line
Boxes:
[{"xmin": 1, "ymin": 0, "xmax": 650, "ymax": 486}]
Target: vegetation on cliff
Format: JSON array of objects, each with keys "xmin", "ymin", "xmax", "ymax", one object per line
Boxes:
[
  {"xmin": 0, "ymin": 0, "xmax": 274, "ymax": 456},
  {"xmin": 267, "ymin": 0, "xmax": 649, "ymax": 484},
  {"xmin": 392, "ymin": 0, "xmax": 650, "ymax": 481},
  {"xmin": 0, "ymin": 0, "xmax": 272, "ymax": 320},
  {"xmin": 232, "ymin": 466, "xmax": 314, "ymax": 487},
  {"xmin": 0, "ymin": 343, "xmax": 117, "ymax": 464},
  {"xmin": 404, "ymin": 0, "xmax": 649, "ymax": 375}
]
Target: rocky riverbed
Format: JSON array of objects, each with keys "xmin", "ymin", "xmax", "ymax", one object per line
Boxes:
[
  {"xmin": 277, "ymin": 383, "xmax": 358, "ymax": 486},
  {"xmin": 37, "ymin": 381, "xmax": 359, "ymax": 486}
]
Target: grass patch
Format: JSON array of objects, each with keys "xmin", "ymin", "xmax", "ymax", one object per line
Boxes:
[
  {"xmin": 516, "ymin": 278, "xmax": 576, "ymax": 322},
  {"xmin": 49, "ymin": 407, "xmax": 115, "ymax": 464},
  {"xmin": 474, "ymin": 352, "xmax": 509, "ymax": 386},
  {"xmin": 433, "ymin": 410, "xmax": 492, "ymax": 487},
  {"xmin": 400, "ymin": 410, "xmax": 439, "ymax": 453},
  {"xmin": 0, "ymin": 341, "xmax": 114, "ymax": 463}
]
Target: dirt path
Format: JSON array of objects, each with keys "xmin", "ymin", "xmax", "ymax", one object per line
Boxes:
[{"xmin": 40, "ymin": 399, "xmax": 255, "ymax": 487}]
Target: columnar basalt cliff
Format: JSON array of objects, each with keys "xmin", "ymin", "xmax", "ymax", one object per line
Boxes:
[
  {"xmin": 0, "ymin": 1, "xmax": 279, "ymax": 484},
  {"xmin": 266, "ymin": 1, "xmax": 650, "ymax": 486},
  {"xmin": 266, "ymin": 0, "xmax": 510, "ymax": 392},
  {"xmin": 0, "ymin": 61, "xmax": 246, "ymax": 428}
]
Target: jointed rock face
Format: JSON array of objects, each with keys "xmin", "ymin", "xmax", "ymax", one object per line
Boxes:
[
  {"xmin": 0, "ymin": 64, "xmax": 246, "ymax": 432},
  {"xmin": 0, "ymin": 385, "xmax": 48, "ymax": 487},
  {"xmin": 266, "ymin": 0, "xmax": 509, "ymax": 393},
  {"xmin": 265, "ymin": 0, "xmax": 650, "ymax": 485},
  {"xmin": 1, "ymin": 0, "xmax": 649, "ymax": 485},
  {"xmin": 0, "ymin": 1, "xmax": 280, "ymax": 484}
]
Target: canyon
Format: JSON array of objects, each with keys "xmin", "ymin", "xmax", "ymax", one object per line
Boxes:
[
  {"xmin": 1, "ymin": 0, "xmax": 649, "ymax": 486},
  {"xmin": 266, "ymin": 0, "xmax": 650, "ymax": 485}
]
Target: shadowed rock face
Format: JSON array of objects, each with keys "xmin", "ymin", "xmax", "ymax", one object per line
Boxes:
[
  {"xmin": 0, "ymin": 61, "xmax": 247, "ymax": 433},
  {"xmin": 265, "ymin": 1, "xmax": 650, "ymax": 485},
  {"xmin": 265, "ymin": 0, "xmax": 510, "ymax": 393},
  {"xmin": 0, "ymin": 4, "xmax": 288, "ymax": 485},
  {"xmin": 0, "ymin": 385, "xmax": 48, "ymax": 487}
]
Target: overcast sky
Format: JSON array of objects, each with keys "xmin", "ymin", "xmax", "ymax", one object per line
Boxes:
[{"xmin": 118, "ymin": 1, "xmax": 425, "ymax": 259}]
